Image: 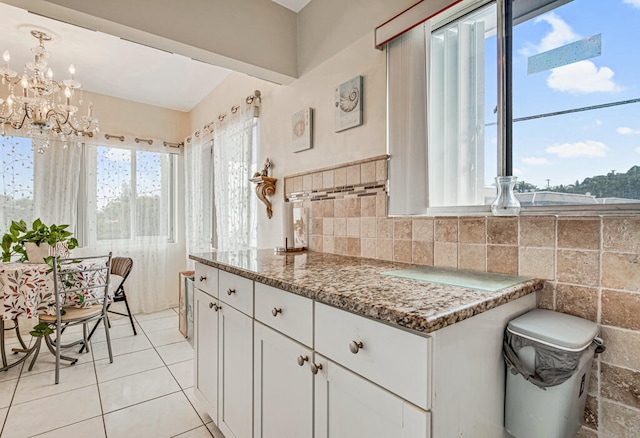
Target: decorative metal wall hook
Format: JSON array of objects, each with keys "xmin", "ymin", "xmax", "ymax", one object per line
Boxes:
[
  {"xmin": 135, "ymin": 137, "xmax": 153, "ymax": 145},
  {"xmin": 163, "ymin": 141, "xmax": 182, "ymax": 148},
  {"xmin": 246, "ymin": 90, "xmax": 262, "ymax": 104},
  {"xmin": 105, "ymin": 133, "xmax": 125, "ymax": 142},
  {"xmin": 218, "ymin": 114, "xmax": 227, "ymax": 122},
  {"xmin": 231, "ymin": 105, "xmax": 240, "ymax": 114}
]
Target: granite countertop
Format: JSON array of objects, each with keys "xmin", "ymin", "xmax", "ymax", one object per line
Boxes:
[{"xmin": 190, "ymin": 250, "xmax": 544, "ymax": 335}]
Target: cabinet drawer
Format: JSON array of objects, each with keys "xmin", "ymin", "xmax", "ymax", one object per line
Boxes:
[
  {"xmin": 195, "ymin": 263, "xmax": 218, "ymax": 297},
  {"xmin": 219, "ymin": 270, "xmax": 254, "ymax": 316},
  {"xmin": 315, "ymin": 303, "xmax": 431, "ymax": 410},
  {"xmin": 255, "ymin": 283, "xmax": 313, "ymax": 347}
]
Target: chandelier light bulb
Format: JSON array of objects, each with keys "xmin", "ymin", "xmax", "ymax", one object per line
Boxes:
[
  {"xmin": 68, "ymin": 64, "xmax": 75, "ymax": 76},
  {"xmin": 2, "ymin": 50, "xmax": 9, "ymax": 64},
  {"xmin": 47, "ymin": 68, "xmax": 53, "ymax": 80},
  {"xmin": 20, "ymin": 75, "xmax": 28, "ymax": 88}
]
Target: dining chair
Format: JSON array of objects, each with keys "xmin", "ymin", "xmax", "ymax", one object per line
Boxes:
[
  {"xmin": 82, "ymin": 257, "xmax": 134, "ymax": 351},
  {"xmin": 29, "ymin": 253, "xmax": 114, "ymax": 384}
]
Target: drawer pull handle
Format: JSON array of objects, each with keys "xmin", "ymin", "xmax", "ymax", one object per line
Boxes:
[
  {"xmin": 271, "ymin": 307, "xmax": 282, "ymax": 317},
  {"xmin": 349, "ymin": 341, "xmax": 364, "ymax": 354},
  {"xmin": 199, "ymin": 275, "xmax": 207, "ymax": 282},
  {"xmin": 297, "ymin": 355, "xmax": 309, "ymax": 367},
  {"xmin": 310, "ymin": 362, "xmax": 323, "ymax": 375},
  {"xmin": 209, "ymin": 302, "xmax": 221, "ymax": 312},
  {"xmin": 227, "ymin": 288, "xmax": 236, "ymax": 296}
]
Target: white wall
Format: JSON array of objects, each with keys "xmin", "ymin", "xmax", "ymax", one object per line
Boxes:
[{"xmin": 189, "ymin": 32, "xmax": 387, "ymax": 249}]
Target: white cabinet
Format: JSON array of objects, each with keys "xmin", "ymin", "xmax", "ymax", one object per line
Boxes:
[
  {"xmin": 314, "ymin": 355, "xmax": 430, "ymax": 438},
  {"xmin": 254, "ymin": 322, "xmax": 313, "ymax": 438},
  {"xmin": 218, "ymin": 303, "xmax": 253, "ymax": 438},
  {"xmin": 194, "ymin": 288, "xmax": 220, "ymax": 421}
]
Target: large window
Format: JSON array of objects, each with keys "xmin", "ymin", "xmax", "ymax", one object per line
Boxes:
[
  {"xmin": 418, "ymin": 0, "xmax": 640, "ymax": 209},
  {"xmin": 90, "ymin": 145, "xmax": 176, "ymax": 242}
]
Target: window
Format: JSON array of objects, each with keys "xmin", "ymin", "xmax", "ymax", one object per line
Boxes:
[
  {"xmin": 389, "ymin": 0, "xmax": 640, "ymax": 212},
  {"xmin": 89, "ymin": 145, "xmax": 176, "ymax": 243}
]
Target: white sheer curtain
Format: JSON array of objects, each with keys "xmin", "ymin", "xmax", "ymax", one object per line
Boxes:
[
  {"xmin": 429, "ymin": 9, "xmax": 489, "ymax": 206},
  {"xmin": 0, "ymin": 135, "xmax": 36, "ymax": 232},
  {"xmin": 184, "ymin": 127, "xmax": 215, "ymax": 265},
  {"xmin": 34, "ymin": 142, "xmax": 82, "ymax": 229},
  {"xmin": 213, "ymin": 114, "xmax": 258, "ymax": 251},
  {"xmin": 77, "ymin": 138, "xmax": 180, "ymax": 314},
  {"xmin": 387, "ymin": 24, "xmax": 429, "ymax": 215}
]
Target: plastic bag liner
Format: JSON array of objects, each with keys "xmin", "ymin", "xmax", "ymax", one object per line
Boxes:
[{"xmin": 503, "ymin": 331, "xmax": 603, "ymax": 389}]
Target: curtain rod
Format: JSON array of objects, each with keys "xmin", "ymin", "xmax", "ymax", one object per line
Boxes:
[{"xmin": 104, "ymin": 133, "xmax": 183, "ymax": 148}]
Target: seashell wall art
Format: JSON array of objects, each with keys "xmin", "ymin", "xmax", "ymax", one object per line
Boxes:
[
  {"xmin": 334, "ymin": 75, "xmax": 363, "ymax": 132},
  {"xmin": 291, "ymin": 108, "xmax": 313, "ymax": 153}
]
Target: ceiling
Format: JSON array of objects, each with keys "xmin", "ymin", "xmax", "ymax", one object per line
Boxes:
[
  {"xmin": 0, "ymin": 2, "xmax": 233, "ymax": 112},
  {"xmin": 271, "ymin": 0, "xmax": 312, "ymax": 13}
]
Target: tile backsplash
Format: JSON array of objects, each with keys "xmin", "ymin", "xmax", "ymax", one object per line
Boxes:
[{"xmin": 284, "ymin": 155, "xmax": 640, "ymax": 438}]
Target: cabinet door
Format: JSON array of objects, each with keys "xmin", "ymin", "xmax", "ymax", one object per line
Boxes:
[
  {"xmin": 254, "ymin": 323, "xmax": 313, "ymax": 438},
  {"xmin": 194, "ymin": 289, "xmax": 219, "ymax": 422},
  {"xmin": 314, "ymin": 355, "xmax": 431, "ymax": 438},
  {"xmin": 219, "ymin": 303, "xmax": 254, "ymax": 438}
]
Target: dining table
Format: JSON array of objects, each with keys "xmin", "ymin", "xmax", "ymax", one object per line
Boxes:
[{"xmin": 0, "ymin": 261, "xmax": 110, "ymax": 372}]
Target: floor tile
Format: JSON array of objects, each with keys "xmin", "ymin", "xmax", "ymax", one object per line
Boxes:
[
  {"xmin": 32, "ymin": 416, "xmax": 105, "ymax": 437},
  {"xmin": 138, "ymin": 315, "xmax": 179, "ymax": 334},
  {"xmin": 99, "ymin": 367, "xmax": 181, "ymax": 413},
  {"xmin": 103, "ymin": 392, "xmax": 202, "ymax": 438},
  {"xmin": 156, "ymin": 341, "xmax": 194, "ymax": 365},
  {"xmin": 174, "ymin": 425, "xmax": 213, "ymax": 437},
  {"xmin": 0, "ymin": 360, "xmax": 24, "ymax": 383},
  {"xmin": 2, "ymin": 385, "xmax": 101, "ymax": 438},
  {"xmin": 91, "ymin": 333, "xmax": 152, "ymax": 361},
  {"xmin": 185, "ymin": 387, "xmax": 212, "ymax": 424},
  {"xmin": 95, "ymin": 348, "xmax": 164, "ymax": 383},
  {"xmin": 12, "ymin": 362, "xmax": 96, "ymax": 405},
  {"xmin": 135, "ymin": 309, "xmax": 178, "ymax": 322},
  {"xmin": 168, "ymin": 359, "xmax": 194, "ymax": 390},
  {"xmin": 89, "ymin": 322, "xmax": 141, "ymax": 343},
  {"xmin": 0, "ymin": 379, "xmax": 17, "ymax": 408},
  {"xmin": 147, "ymin": 327, "xmax": 188, "ymax": 347},
  {"xmin": 0, "ymin": 407, "xmax": 8, "ymax": 430},
  {"xmin": 23, "ymin": 346, "xmax": 93, "ymax": 376}
]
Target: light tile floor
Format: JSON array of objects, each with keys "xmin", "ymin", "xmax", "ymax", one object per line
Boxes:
[{"xmin": 0, "ymin": 306, "xmax": 224, "ymax": 438}]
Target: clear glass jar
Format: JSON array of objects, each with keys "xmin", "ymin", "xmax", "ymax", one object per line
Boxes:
[{"xmin": 491, "ymin": 176, "xmax": 521, "ymax": 216}]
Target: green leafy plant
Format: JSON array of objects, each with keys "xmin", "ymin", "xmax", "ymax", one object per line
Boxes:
[
  {"xmin": 1, "ymin": 218, "xmax": 79, "ymax": 263},
  {"xmin": 30, "ymin": 322, "xmax": 55, "ymax": 338}
]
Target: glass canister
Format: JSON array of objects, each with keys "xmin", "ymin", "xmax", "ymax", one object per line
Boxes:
[{"xmin": 491, "ymin": 176, "xmax": 521, "ymax": 216}]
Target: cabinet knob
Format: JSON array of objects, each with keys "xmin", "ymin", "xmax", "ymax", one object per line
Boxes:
[
  {"xmin": 297, "ymin": 355, "xmax": 309, "ymax": 367},
  {"xmin": 310, "ymin": 362, "xmax": 323, "ymax": 375},
  {"xmin": 209, "ymin": 302, "xmax": 221, "ymax": 312},
  {"xmin": 199, "ymin": 275, "xmax": 207, "ymax": 282},
  {"xmin": 349, "ymin": 340, "xmax": 364, "ymax": 354},
  {"xmin": 271, "ymin": 307, "xmax": 282, "ymax": 317},
  {"xmin": 227, "ymin": 288, "xmax": 236, "ymax": 296}
]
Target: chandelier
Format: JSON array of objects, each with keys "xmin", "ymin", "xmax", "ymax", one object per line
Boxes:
[{"xmin": 0, "ymin": 29, "xmax": 98, "ymax": 153}]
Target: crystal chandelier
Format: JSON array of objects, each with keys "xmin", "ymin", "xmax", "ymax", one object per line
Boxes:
[{"xmin": 0, "ymin": 29, "xmax": 98, "ymax": 153}]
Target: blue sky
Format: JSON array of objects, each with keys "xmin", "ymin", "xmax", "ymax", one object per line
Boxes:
[{"xmin": 504, "ymin": 0, "xmax": 640, "ymax": 190}]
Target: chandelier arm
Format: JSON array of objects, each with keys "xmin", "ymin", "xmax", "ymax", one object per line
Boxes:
[{"xmin": 10, "ymin": 106, "xmax": 28, "ymax": 130}]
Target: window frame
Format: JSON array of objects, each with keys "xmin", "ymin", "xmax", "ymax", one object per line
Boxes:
[{"xmin": 417, "ymin": 0, "xmax": 640, "ymax": 216}]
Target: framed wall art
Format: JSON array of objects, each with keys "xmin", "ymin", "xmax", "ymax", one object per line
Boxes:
[
  {"xmin": 334, "ymin": 75, "xmax": 363, "ymax": 132},
  {"xmin": 291, "ymin": 108, "xmax": 313, "ymax": 153}
]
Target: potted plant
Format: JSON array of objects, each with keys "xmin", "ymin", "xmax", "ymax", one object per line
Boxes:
[{"xmin": 1, "ymin": 219, "xmax": 79, "ymax": 264}]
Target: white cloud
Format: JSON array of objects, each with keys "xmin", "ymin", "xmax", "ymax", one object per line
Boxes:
[
  {"xmin": 519, "ymin": 12, "xmax": 579, "ymax": 56},
  {"xmin": 624, "ymin": 0, "xmax": 640, "ymax": 8},
  {"xmin": 546, "ymin": 140, "xmax": 609, "ymax": 158},
  {"xmin": 513, "ymin": 167, "xmax": 523, "ymax": 176},
  {"xmin": 635, "ymin": 147, "xmax": 640, "ymax": 154},
  {"xmin": 522, "ymin": 157, "xmax": 552, "ymax": 165},
  {"xmin": 595, "ymin": 120, "xmax": 603, "ymax": 126},
  {"xmin": 618, "ymin": 127, "xmax": 640, "ymax": 135},
  {"xmin": 104, "ymin": 148, "xmax": 131, "ymax": 162},
  {"xmin": 547, "ymin": 61, "xmax": 621, "ymax": 94}
]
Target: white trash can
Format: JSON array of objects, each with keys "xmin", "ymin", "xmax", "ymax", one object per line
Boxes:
[{"xmin": 504, "ymin": 309, "xmax": 604, "ymax": 438}]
